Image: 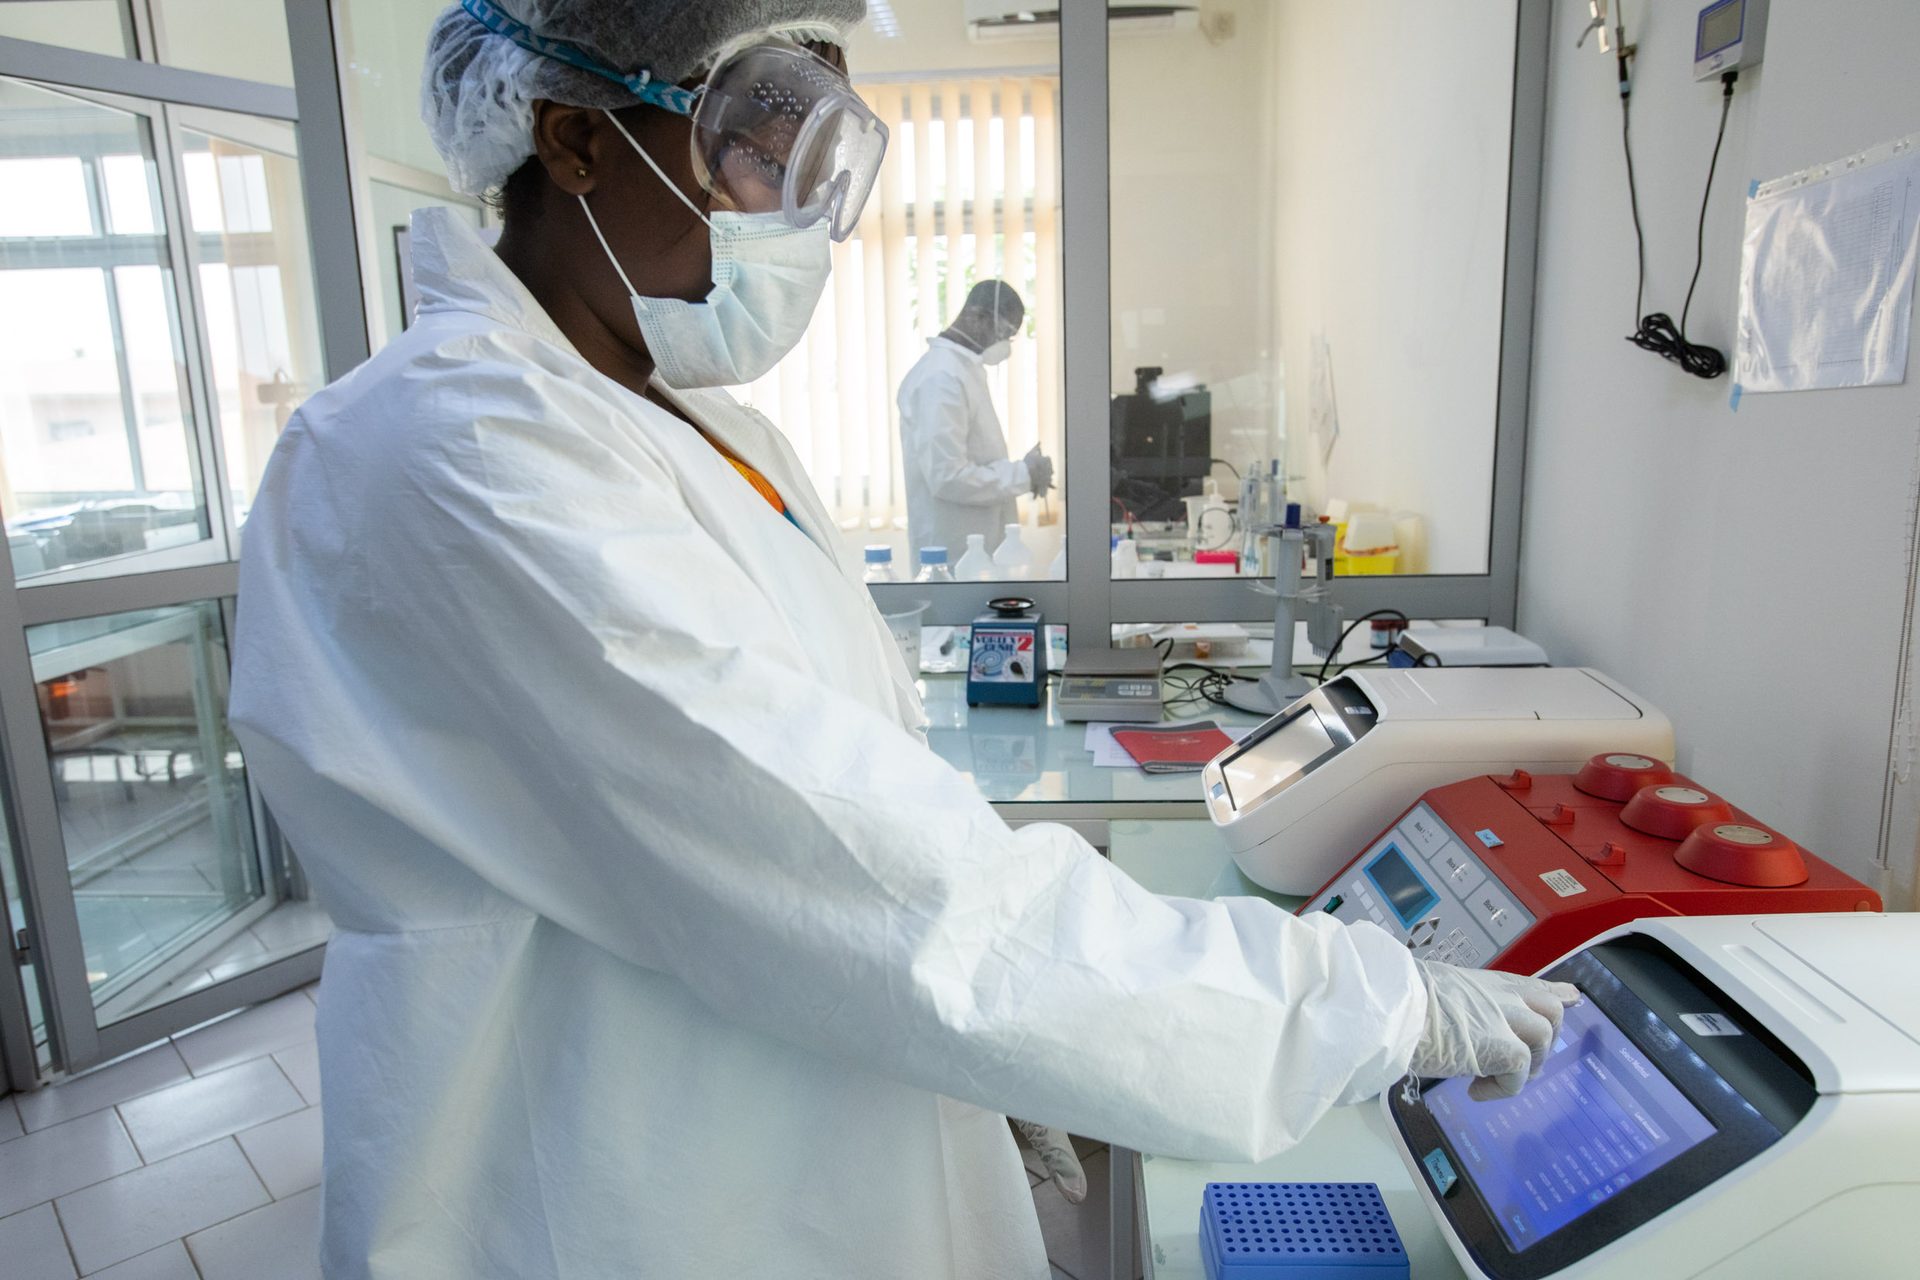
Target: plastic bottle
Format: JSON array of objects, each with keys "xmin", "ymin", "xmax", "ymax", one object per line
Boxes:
[
  {"xmin": 991, "ymin": 523, "xmax": 1032, "ymax": 579},
  {"xmin": 914, "ymin": 547, "xmax": 955, "ymax": 583},
  {"xmin": 862, "ymin": 545, "xmax": 897, "ymax": 584},
  {"xmin": 953, "ymin": 533, "xmax": 993, "ymax": 581},
  {"xmin": 1111, "ymin": 537, "xmax": 1140, "ymax": 579}
]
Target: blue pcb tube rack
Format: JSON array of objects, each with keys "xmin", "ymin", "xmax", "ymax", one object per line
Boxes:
[{"xmin": 1199, "ymin": 1182, "xmax": 1409, "ymax": 1280}]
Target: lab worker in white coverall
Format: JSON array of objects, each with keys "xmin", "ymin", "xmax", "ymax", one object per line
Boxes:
[
  {"xmin": 227, "ymin": 2, "xmax": 1581, "ymax": 1277},
  {"xmin": 898, "ymin": 279, "xmax": 1050, "ymax": 568}
]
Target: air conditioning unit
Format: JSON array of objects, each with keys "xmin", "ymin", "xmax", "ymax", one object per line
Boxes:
[{"xmin": 963, "ymin": 1, "xmax": 1200, "ymax": 42}]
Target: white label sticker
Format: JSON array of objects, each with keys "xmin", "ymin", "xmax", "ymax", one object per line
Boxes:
[
  {"xmin": 1539, "ymin": 869, "xmax": 1587, "ymax": 898},
  {"xmin": 1679, "ymin": 1012, "xmax": 1745, "ymax": 1038}
]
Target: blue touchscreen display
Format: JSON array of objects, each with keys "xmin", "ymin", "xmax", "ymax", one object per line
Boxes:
[{"xmin": 1425, "ymin": 996, "xmax": 1717, "ymax": 1252}]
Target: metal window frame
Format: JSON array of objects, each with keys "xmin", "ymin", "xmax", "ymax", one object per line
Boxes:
[
  {"xmin": 0, "ymin": 0, "xmax": 352, "ymax": 1080},
  {"xmin": 875, "ymin": 0, "xmax": 1546, "ymax": 640}
]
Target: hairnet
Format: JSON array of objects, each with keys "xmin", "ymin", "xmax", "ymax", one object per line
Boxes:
[
  {"xmin": 961, "ymin": 279, "xmax": 1025, "ymax": 333},
  {"xmin": 423, "ymin": 0, "xmax": 869, "ymax": 196}
]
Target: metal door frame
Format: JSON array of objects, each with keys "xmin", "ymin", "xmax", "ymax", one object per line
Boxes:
[{"xmin": 0, "ymin": 0, "xmax": 354, "ymax": 1079}]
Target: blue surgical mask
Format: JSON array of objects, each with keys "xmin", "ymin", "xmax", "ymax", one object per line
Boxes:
[{"xmin": 578, "ymin": 110, "xmax": 832, "ymax": 388}]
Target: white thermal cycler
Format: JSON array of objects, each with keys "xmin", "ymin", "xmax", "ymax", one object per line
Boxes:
[{"xmin": 1386, "ymin": 912, "xmax": 1920, "ymax": 1279}]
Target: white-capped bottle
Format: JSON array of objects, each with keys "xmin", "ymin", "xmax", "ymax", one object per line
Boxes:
[
  {"xmin": 991, "ymin": 523, "xmax": 1032, "ymax": 579},
  {"xmin": 862, "ymin": 545, "xmax": 897, "ymax": 584},
  {"xmin": 953, "ymin": 533, "xmax": 993, "ymax": 581},
  {"xmin": 914, "ymin": 547, "xmax": 955, "ymax": 583}
]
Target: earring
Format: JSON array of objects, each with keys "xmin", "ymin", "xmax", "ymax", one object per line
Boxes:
[{"xmin": 576, "ymin": 167, "xmax": 589, "ymax": 178}]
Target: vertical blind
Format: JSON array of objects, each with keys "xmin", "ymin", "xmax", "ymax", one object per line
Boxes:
[{"xmin": 737, "ymin": 75, "xmax": 1063, "ymax": 535}]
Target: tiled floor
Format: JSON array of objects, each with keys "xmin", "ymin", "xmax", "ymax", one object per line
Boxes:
[
  {"xmin": 0, "ymin": 988, "xmax": 321, "ymax": 1279},
  {"xmin": 3, "ymin": 983, "xmax": 1124, "ymax": 1278}
]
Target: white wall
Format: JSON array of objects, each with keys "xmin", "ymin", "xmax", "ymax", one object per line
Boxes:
[
  {"xmin": 1521, "ymin": 0, "xmax": 1920, "ymax": 904},
  {"xmin": 1267, "ymin": 0, "xmax": 1514, "ymax": 573}
]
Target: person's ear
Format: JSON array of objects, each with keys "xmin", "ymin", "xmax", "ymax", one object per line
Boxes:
[{"xmin": 529, "ymin": 100, "xmax": 600, "ymax": 196}]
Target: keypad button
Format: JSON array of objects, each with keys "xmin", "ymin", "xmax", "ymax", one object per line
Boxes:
[
  {"xmin": 1401, "ymin": 808, "xmax": 1452, "ymax": 858},
  {"xmin": 1432, "ymin": 844, "xmax": 1488, "ymax": 899},
  {"xmin": 1469, "ymin": 884, "xmax": 1527, "ymax": 948}
]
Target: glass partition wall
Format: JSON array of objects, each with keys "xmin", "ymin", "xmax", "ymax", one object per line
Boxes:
[
  {"xmin": 869, "ymin": 0, "xmax": 1543, "ymax": 639},
  {"xmin": 0, "ymin": 0, "xmax": 1544, "ymax": 1088}
]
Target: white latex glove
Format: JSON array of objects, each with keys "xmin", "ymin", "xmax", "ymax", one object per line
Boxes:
[
  {"xmin": 1010, "ymin": 1118, "xmax": 1088, "ymax": 1204},
  {"xmin": 1023, "ymin": 445, "xmax": 1054, "ymax": 497},
  {"xmin": 1410, "ymin": 960, "xmax": 1582, "ymax": 1101}
]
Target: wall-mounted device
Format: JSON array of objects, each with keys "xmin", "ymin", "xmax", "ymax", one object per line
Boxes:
[
  {"xmin": 1694, "ymin": 0, "xmax": 1767, "ymax": 80},
  {"xmin": 1300, "ymin": 755, "xmax": 1881, "ymax": 973},
  {"xmin": 1202, "ymin": 668, "xmax": 1672, "ymax": 895},
  {"xmin": 1387, "ymin": 912, "xmax": 1918, "ymax": 1279}
]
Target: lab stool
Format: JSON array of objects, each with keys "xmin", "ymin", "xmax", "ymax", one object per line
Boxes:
[{"xmin": 1199, "ymin": 1182, "xmax": 1408, "ymax": 1280}]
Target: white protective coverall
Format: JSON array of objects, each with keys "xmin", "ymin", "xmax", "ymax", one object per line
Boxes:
[
  {"xmin": 230, "ymin": 209, "xmax": 1426, "ymax": 1280},
  {"xmin": 897, "ymin": 335, "xmax": 1030, "ymax": 562}
]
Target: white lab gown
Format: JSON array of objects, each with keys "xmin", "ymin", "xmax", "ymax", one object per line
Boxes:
[
  {"xmin": 898, "ymin": 336, "xmax": 1029, "ymax": 564},
  {"xmin": 229, "ymin": 208, "xmax": 1426, "ymax": 1280}
]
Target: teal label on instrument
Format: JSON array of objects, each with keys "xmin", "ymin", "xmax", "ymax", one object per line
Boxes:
[
  {"xmin": 1476, "ymin": 828, "xmax": 1503, "ymax": 848},
  {"xmin": 1423, "ymin": 1147, "xmax": 1458, "ymax": 1196}
]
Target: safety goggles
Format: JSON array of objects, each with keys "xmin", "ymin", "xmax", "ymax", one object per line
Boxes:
[{"xmin": 460, "ymin": 1, "xmax": 888, "ymax": 242}]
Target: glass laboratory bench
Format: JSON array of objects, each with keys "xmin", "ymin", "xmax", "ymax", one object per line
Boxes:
[
  {"xmin": 918, "ymin": 673, "xmax": 1462, "ymax": 1280},
  {"xmin": 919, "ymin": 671, "xmax": 1265, "ymax": 822}
]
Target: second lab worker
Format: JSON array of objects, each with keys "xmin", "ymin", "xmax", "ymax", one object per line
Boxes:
[
  {"xmin": 898, "ymin": 279, "xmax": 1052, "ymax": 566},
  {"xmin": 229, "ymin": 2, "xmax": 1578, "ymax": 1276}
]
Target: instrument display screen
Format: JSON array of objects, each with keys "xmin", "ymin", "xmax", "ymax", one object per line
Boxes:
[
  {"xmin": 1363, "ymin": 844, "xmax": 1438, "ymax": 926},
  {"xmin": 1219, "ymin": 706, "xmax": 1338, "ymax": 812},
  {"xmin": 1425, "ymin": 995, "xmax": 1717, "ymax": 1251}
]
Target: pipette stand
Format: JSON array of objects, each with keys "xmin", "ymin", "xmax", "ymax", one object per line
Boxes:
[{"xmin": 1224, "ymin": 514, "xmax": 1342, "ymax": 716}]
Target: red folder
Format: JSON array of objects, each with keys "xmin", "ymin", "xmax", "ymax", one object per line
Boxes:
[{"xmin": 1110, "ymin": 722, "xmax": 1235, "ymax": 774}]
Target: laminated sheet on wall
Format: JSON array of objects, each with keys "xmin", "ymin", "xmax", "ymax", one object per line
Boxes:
[{"xmin": 1735, "ymin": 133, "xmax": 1920, "ymax": 394}]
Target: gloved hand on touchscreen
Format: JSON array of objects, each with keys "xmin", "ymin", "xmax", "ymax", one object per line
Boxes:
[{"xmin": 1410, "ymin": 961, "xmax": 1582, "ymax": 1101}]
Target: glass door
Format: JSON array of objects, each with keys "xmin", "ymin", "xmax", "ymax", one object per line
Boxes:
[
  {"xmin": 26, "ymin": 603, "xmax": 278, "ymax": 1024},
  {"xmin": 0, "ymin": 42, "xmax": 328, "ymax": 1077}
]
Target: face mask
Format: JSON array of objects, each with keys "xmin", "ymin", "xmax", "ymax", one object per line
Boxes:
[
  {"xmin": 578, "ymin": 112, "xmax": 832, "ymax": 389},
  {"xmin": 980, "ymin": 339, "xmax": 1012, "ymax": 366}
]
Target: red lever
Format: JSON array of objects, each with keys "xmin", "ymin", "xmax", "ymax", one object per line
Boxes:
[
  {"xmin": 1581, "ymin": 842, "xmax": 1628, "ymax": 868},
  {"xmin": 1495, "ymin": 769, "xmax": 1533, "ymax": 792},
  {"xmin": 1545, "ymin": 804, "xmax": 1577, "ymax": 828}
]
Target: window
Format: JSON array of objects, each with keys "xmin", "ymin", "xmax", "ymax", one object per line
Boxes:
[
  {"xmin": 0, "ymin": 24, "xmax": 329, "ymax": 1077},
  {"xmin": 27, "ymin": 602, "xmax": 272, "ymax": 1026},
  {"xmin": 0, "ymin": 79, "xmax": 212, "ymax": 582},
  {"xmin": 0, "ymin": 1, "xmax": 132, "ymax": 59},
  {"xmin": 148, "ymin": 0, "xmax": 294, "ymax": 88},
  {"xmin": 175, "ymin": 111, "xmax": 325, "ymax": 522},
  {"xmin": 1108, "ymin": 0, "xmax": 1517, "ymax": 581},
  {"xmin": 747, "ymin": 41, "xmax": 1067, "ymax": 582}
]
